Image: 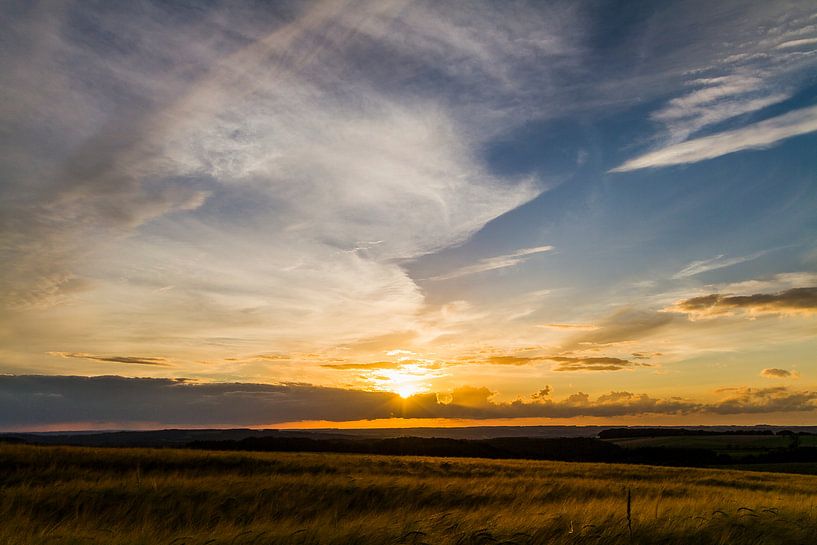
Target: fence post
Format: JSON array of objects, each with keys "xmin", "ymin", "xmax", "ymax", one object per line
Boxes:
[{"xmin": 627, "ymin": 487, "xmax": 633, "ymax": 542}]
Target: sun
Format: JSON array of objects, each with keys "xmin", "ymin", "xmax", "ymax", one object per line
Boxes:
[
  {"xmin": 394, "ymin": 383, "xmax": 423, "ymax": 399},
  {"xmin": 368, "ymin": 364, "xmax": 434, "ymax": 399},
  {"xmin": 382, "ymin": 370, "xmax": 426, "ymax": 398}
]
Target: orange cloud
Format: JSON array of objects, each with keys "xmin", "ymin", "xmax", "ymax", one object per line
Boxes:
[
  {"xmin": 485, "ymin": 355, "xmax": 540, "ymax": 365},
  {"xmin": 673, "ymin": 287, "xmax": 817, "ymax": 317}
]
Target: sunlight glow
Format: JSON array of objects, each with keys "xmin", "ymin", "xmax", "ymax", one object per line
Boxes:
[
  {"xmin": 367, "ymin": 362, "xmax": 440, "ymax": 399},
  {"xmin": 395, "ymin": 383, "xmax": 422, "ymax": 399}
]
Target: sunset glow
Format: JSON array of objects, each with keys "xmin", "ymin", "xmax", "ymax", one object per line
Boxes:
[{"xmin": 367, "ymin": 363, "xmax": 438, "ymax": 399}]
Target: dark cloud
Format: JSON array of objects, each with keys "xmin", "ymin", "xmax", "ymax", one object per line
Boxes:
[
  {"xmin": 48, "ymin": 352, "xmax": 170, "ymax": 366},
  {"xmin": 4, "ymin": 375, "xmax": 815, "ymax": 429},
  {"xmin": 760, "ymin": 368, "xmax": 795, "ymax": 379},
  {"xmin": 709, "ymin": 387, "xmax": 817, "ymax": 414},
  {"xmin": 561, "ymin": 309, "xmax": 675, "ymax": 350},
  {"xmin": 0, "ymin": 375, "xmax": 398, "ymax": 428},
  {"xmin": 675, "ymin": 287, "xmax": 817, "ymax": 316},
  {"xmin": 531, "ymin": 386, "xmax": 551, "ymax": 399},
  {"xmin": 368, "ymin": 387, "xmax": 697, "ymax": 420},
  {"xmin": 461, "ymin": 354, "xmax": 646, "ymax": 371},
  {"xmin": 547, "ymin": 356, "xmax": 648, "ymax": 372}
]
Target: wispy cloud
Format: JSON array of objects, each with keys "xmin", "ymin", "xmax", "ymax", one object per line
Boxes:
[
  {"xmin": 672, "ymin": 251, "xmax": 767, "ymax": 279},
  {"xmin": 711, "ymin": 272, "xmax": 817, "ymax": 294},
  {"xmin": 2, "ymin": 1, "xmax": 577, "ymax": 360},
  {"xmin": 611, "ymin": 7, "xmax": 817, "ymax": 174},
  {"xmin": 321, "ymin": 361, "xmax": 404, "ymax": 371},
  {"xmin": 428, "ymin": 245, "xmax": 554, "ymax": 281},
  {"xmin": 47, "ymin": 352, "xmax": 170, "ymax": 366},
  {"xmin": 776, "ymin": 37, "xmax": 817, "ymax": 49},
  {"xmin": 560, "ymin": 309, "xmax": 675, "ymax": 350},
  {"xmin": 538, "ymin": 323, "xmax": 598, "ymax": 330},
  {"xmin": 649, "ymin": 74, "xmax": 790, "ymax": 145},
  {"xmin": 611, "ymin": 104, "xmax": 817, "ymax": 172}
]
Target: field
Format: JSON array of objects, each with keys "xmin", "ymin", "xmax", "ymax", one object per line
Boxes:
[
  {"xmin": 606, "ymin": 434, "xmax": 817, "ymax": 458},
  {"xmin": 2, "ymin": 444, "xmax": 817, "ymax": 545}
]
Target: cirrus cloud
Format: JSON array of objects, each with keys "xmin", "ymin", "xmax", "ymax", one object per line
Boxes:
[{"xmin": 610, "ymin": 104, "xmax": 817, "ymax": 172}]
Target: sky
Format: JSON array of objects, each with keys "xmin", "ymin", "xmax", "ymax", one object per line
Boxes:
[{"xmin": 1, "ymin": 0, "xmax": 816, "ymax": 430}]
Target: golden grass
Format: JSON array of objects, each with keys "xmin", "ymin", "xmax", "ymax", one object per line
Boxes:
[{"xmin": 2, "ymin": 443, "xmax": 816, "ymax": 544}]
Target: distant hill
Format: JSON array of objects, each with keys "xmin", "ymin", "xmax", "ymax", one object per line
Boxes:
[
  {"xmin": 4, "ymin": 425, "xmax": 817, "ymax": 447},
  {"xmin": 599, "ymin": 427, "xmax": 815, "ymax": 439},
  {"xmin": 5, "ymin": 426, "xmax": 817, "ymax": 472}
]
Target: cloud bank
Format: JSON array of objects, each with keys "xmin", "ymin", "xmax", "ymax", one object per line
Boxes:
[{"xmin": 2, "ymin": 375, "xmax": 816, "ymax": 429}]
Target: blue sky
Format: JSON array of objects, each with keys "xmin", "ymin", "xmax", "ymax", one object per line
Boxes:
[{"xmin": 0, "ymin": 0, "xmax": 816, "ymax": 429}]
